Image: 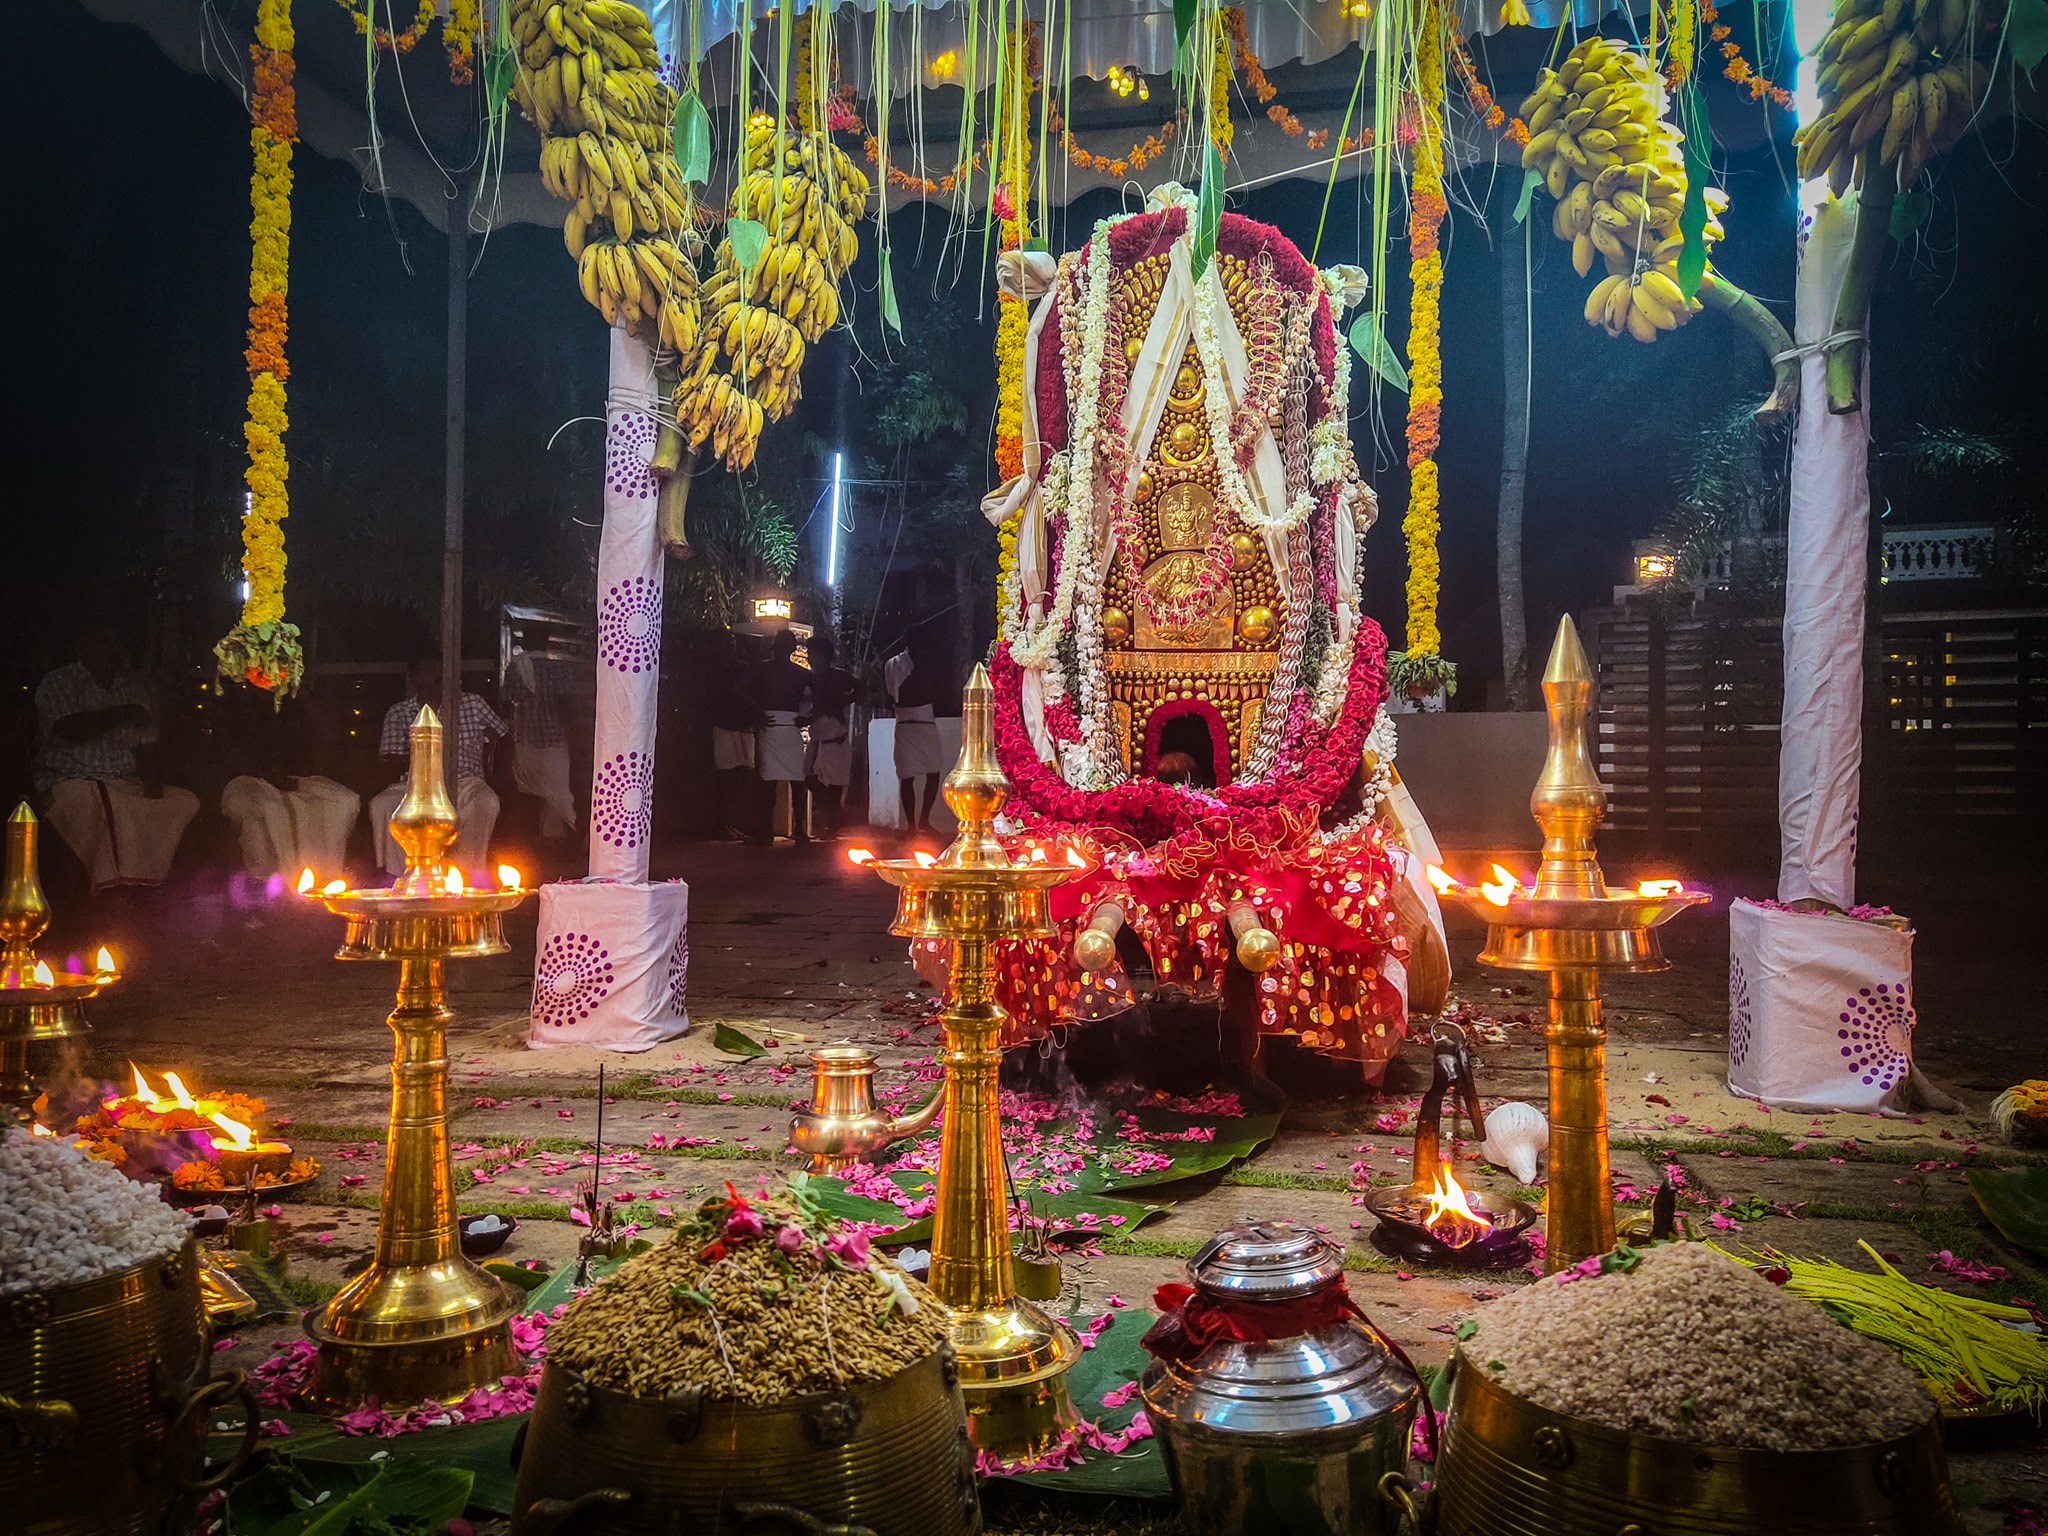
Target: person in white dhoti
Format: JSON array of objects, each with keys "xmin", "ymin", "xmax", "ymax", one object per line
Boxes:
[
  {"xmin": 35, "ymin": 627, "xmax": 200, "ymax": 892},
  {"xmin": 707, "ymin": 632, "xmax": 763, "ymax": 841},
  {"xmin": 887, "ymin": 644, "xmax": 945, "ymax": 835},
  {"xmin": 803, "ymin": 631, "xmax": 856, "ymax": 842},
  {"xmin": 755, "ymin": 630, "xmax": 814, "ymax": 843},
  {"xmin": 218, "ymin": 693, "xmax": 362, "ymax": 881},
  {"xmin": 368, "ymin": 656, "xmax": 506, "ymax": 877},
  {"xmin": 505, "ymin": 652, "xmax": 578, "ymax": 843}
]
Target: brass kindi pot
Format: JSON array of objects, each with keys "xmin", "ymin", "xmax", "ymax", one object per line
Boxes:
[
  {"xmin": 1, "ymin": 1237, "xmax": 260, "ymax": 1536},
  {"xmin": 789, "ymin": 1044, "xmax": 943, "ymax": 1174},
  {"xmin": 1381, "ymin": 1349, "xmax": 1964, "ymax": 1536},
  {"xmin": 509, "ymin": 1342, "xmax": 978, "ymax": 1536}
]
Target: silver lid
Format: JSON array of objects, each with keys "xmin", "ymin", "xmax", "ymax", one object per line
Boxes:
[{"xmin": 1188, "ymin": 1221, "xmax": 1346, "ymax": 1300}]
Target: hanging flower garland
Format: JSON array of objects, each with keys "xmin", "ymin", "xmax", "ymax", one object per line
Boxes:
[
  {"xmin": 991, "ymin": 21, "xmax": 1038, "ymax": 631},
  {"xmin": 444, "ymin": 0, "xmax": 479, "ymax": 82},
  {"xmin": 1698, "ymin": 0, "xmax": 1794, "ymax": 105},
  {"xmin": 329, "ymin": 0, "xmax": 435, "ymax": 53},
  {"xmin": 217, "ymin": 0, "xmax": 303, "ymax": 699},
  {"xmin": 1210, "ymin": 15, "xmax": 1235, "ymax": 152},
  {"xmin": 1397, "ymin": 0, "xmax": 1449, "ymax": 690}
]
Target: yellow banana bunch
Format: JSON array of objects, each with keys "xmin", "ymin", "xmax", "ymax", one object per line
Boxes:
[
  {"xmin": 1793, "ymin": 0, "xmax": 1990, "ymax": 191},
  {"xmin": 1522, "ymin": 37, "xmax": 1724, "ymax": 344},
  {"xmin": 671, "ymin": 125, "xmax": 867, "ymax": 472},
  {"xmin": 514, "ymin": 0, "xmax": 703, "ymax": 356}
]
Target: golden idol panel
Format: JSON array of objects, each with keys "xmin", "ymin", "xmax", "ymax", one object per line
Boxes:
[
  {"xmin": 1135, "ymin": 552, "xmax": 1234, "ymax": 650},
  {"xmin": 1156, "ymin": 483, "xmax": 1216, "ymax": 551}
]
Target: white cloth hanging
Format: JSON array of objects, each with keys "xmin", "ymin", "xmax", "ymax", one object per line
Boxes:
[{"xmin": 527, "ymin": 878, "xmax": 690, "ymax": 1051}]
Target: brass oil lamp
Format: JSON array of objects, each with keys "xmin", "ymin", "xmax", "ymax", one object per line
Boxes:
[
  {"xmin": 1437, "ymin": 618, "xmax": 1704, "ymax": 1272},
  {"xmin": 789, "ymin": 1044, "xmax": 944, "ymax": 1175},
  {"xmin": 860, "ymin": 664, "xmax": 1081, "ymax": 1460},
  {"xmin": 0, "ymin": 803, "xmax": 114, "ymax": 1125},
  {"xmin": 301, "ymin": 708, "xmax": 531, "ymax": 1413}
]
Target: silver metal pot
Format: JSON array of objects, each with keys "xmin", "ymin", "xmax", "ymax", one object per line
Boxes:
[{"xmin": 1140, "ymin": 1221, "xmax": 1419, "ymax": 1536}]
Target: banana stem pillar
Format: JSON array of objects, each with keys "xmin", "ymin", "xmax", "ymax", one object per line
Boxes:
[{"xmin": 1826, "ymin": 158, "xmax": 1897, "ymax": 416}]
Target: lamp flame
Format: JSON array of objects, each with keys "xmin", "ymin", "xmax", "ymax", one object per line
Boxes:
[
  {"xmin": 131, "ymin": 1063, "xmax": 155, "ymax": 1103},
  {"xmin": 845, "ymin": 847, "xmax": 875, "ymax": 867},
  {"xmin": 207, "ymin": 1111, "xmax": 254, "ymax": 1153},
  {"xmin": 912, "ymin": 850, "xmax": 938, "ymax": 869},
  {"xmin": 297, "ymin": 868, "xmax": 316, "ymax": 896},
  {"xmin": 94, "ymin": 946, "xmax": 117, "ymax": 976},
  {"xmin": 1419, "ymin": 1167, "xmax": 1494, "ymax": 1248},
  {"xmin": 444, "ymin": 868, "xmax": 465, "ymax": 895},
  {"xmin": 30, "ymin": 1122, "xmax": 53, "ymax": 1137},
  {"xmin": 162, "ymin": 1072, "xmax": 196, "ymax": 1110},
  {"xmin": 1028, "ymin": 845, "xmax": 1047, "ymax": 863},
  {"xmin": 1480, "ymin": 864, "xmax": 1522, "ymax": 907},
  {"xmin": 322, "ymin": 879, "xmax": 347, "ymax": 896},
  {"xmin": 1425, "ymin": 863, "xmax": 1459, "ymax": 895},
  {"xmin": 30, "ymin": 960, "xmax": 53, "ymax": 986},
  {"xmin": 498, "ymin": 864, "xmax": 522, "ymax": 890},
  {"xmin": 1065, "ymin": 847, "xmax": 1089, "ymax": 868},
  {"xmin": 1637, "ymin": 878, "xmax": 1684, "ymax": 898}
]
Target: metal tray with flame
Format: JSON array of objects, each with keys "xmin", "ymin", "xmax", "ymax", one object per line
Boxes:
[{"xmin": 1365, "ymin": 1176, "xmax": 1537, "ymax": 1270}]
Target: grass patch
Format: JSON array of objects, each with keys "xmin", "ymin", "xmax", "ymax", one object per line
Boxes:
[
  {"xmin": 1220, "ymin": 1168, "xmax": 1352, "ymax": 1192},
  {"xmin": 1618, "ymin": 1131, "xmax": 2046, "ymax": 1170},
  {"xmin": 278, "ymin": 1274, "xmax": 340, "ymax": 1306},
  {"xmin": 283, "ymin": 1123, "xmax": 387, "ymax": 1144}
]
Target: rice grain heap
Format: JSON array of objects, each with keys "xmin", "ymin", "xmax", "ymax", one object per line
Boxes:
[
  {"xmin": 1463, "ymin": 1242, "xmax": 1934, "ymax": 1450},
  {"xmin": 546, "ymin": 1176, "xmax": 949, "ymax": 1406},
  {"xmin": 0, "ymin": 1128, "xmax": 193, "ymax": 1295}
]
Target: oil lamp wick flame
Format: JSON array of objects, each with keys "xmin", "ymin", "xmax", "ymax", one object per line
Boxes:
[
  {"xmin": 297, "ymin": 867, "xmax": 316, "ymax": 896},
  {"xmin": 94, "ymin": 945, "xmax": 117, "ymax": 976},
  {"xmin": 1420, "ymin": 1168, "xmax": 1494, "ymax": 1247},
  {"xmin": 1426, "ymin": 863, "xmax": 1458, "ymax": 895},
  {"xmin": 208, "ymin": 1111, "xmax": 255, "ymax": 1153},
  {"xmin": 30, "ymin": 959, "xmax": 54, "ymax": 986},
  {"xmin": 497, "ymin": 864, "xmax": 522, "ymax": 891},
  {"xmin": 845, "ymin": 847, "xmax": 875, "ymax": 867}
]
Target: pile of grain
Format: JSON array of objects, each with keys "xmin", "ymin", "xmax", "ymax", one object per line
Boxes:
[
  {"xmin": 546, "ymin": 1237, "xmax": 950, "ymax": 1405},
  {"xmin": 1464, "ymin": 1243, "xmax": 1934, "ymax": 1450},
  {"xmin": 0, "ymin": 1129, "xmax": 193, "ymax": 1295}
]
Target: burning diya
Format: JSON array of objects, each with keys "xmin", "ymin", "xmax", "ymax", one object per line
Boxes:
[
  {"xmin": 0, "ymin": 803, "xmax": 120, "ymax": 1125},
  {"xmin": 298, "ymin": 706, "xmax": 531, "ymax": 1415},
  {"xmin": 1366, "ymin": 1024, "xmax": 1536, "ymax": 1268},
  {"xmin": 69, "ymin": 1062, "xmax": 317, "ymax": 1193},
  {"xmin": 1429, "ymin": 617, "xmax": 1705, "ymax": 1273}
]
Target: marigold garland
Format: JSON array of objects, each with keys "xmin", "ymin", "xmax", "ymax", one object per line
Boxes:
[
  {"xmin": 218, "ymin": 0, "xmax": 303, "ymax": 698},
  {"xmin": 1449, "ymin": 32, "xmax": 1530, "ymax": 145},
  {"xmin": 1210, "ymin": 14, "xmax": 1235, "ymax": 151},
  {"xmin": 992, "ymin": 21, "xmax": 1038, "ymax": 624},
  {"xmin": 330, "ymin": 0, "xmax": 435, "ymax": 53},
  {"xmin": 444, "ymin": 0, "xmax": 479, "ymax": 82},
  {"xmin": 1402, "ymin": 0, "xmax": 1448, "ymax": 667},
  {"xmin": 1698, "ymin": 0, "xmax": 1793, "ymax": 105}
]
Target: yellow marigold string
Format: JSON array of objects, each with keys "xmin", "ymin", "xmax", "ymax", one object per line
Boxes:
[
  {"xmin": 218, "ymin": 0, "xmax": 304, "ymax": 699},
  {"xmin": 444, "ymin": 0, "xmax": 479, "ymax": 82},
  {"xmin": 992, "ymin": 19, "xmax": 1036, "ymax": 623},
  {"xmin": 330, "ymin": 0, "xmax": 436, "ymax": 53},
  {"xmin": 1210, "ymin": 14, "xmax": 1235, "ymax": 152},
  {"xmin": 1403, "ymin": 0, "xmax": 1448, "ymax": 666}
]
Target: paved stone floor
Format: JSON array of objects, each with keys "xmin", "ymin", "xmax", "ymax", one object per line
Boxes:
[{"xmin": 35, "ymin": 834, "xmax": 2048, "ymax": 1530}]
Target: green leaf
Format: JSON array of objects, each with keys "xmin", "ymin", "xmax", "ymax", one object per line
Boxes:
[
  {"xmin": 672, "ymin": 87, "xmax": 712, "ymax": 185},
  {"xmin": 484, "ymin": 1259, "xmax": 552, "ymax": 1292},
  {"xmin": 1174, "ymin": 0, "xmax": 1199, "ymax": 54},
  {"xmin": 1009, "ymin": 1310, "xmax": 1171, "ymax": 1497},
  {"xmin": 521, "ymin": 1251, "xmax": 629, "ymax": 1316},
  {"xmin": 727, "ymin": 217, "xmax": 769, "ymax": 274},
  {"xmin": 483, "ymin": 46, "xmax": 517, "ymax": 115},
  {"xmin": 1512, "ymin": 165, "xmax": 1541, "ymax": 225},
  {"xmin": 1967, "ymin": 1164, "xmax": 2048, "ymax": 1259},
  {"xmin": 1889, "ymin": 185, "xmax": 1932, "ymax": 240},
  {"xmin": 1191, "ymin": 140, "xmax": 1225, "ymax": 283},
  {"xmin": 1453, "ymin": 1318, "xmax": 1478, "ymax": 1340},
  {"xmin": 287, "ymin": 1420, "xmax": 522, "ymax": 1517},
  {"xmin": 227, "ymin": 1462, "xmax": 473, "ymax": 1536},
  {"xmin": 1676, "ymin": 83, "xmax": 1712, "ymax": 299},
  {"xmin": 878, "ymin": 247, "xmax": 904, "ymax": 338},
  {"xmin": 2013, "ymin": 0, "xmax": 2048, "ymax": 74},
  {"xmin": 1347, "ymin": 311, "xmax": 1410, "ymax": 393},
  {"xmin": 712, "ymin": 1020, "xmax": 769, "ymax": 1058}
]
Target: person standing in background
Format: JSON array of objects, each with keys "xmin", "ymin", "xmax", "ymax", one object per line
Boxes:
[
  {"xmin": 505, "ymin": 650, "xmax": 577, "ymax": 844},
  {"xmin": 708, "ymin": 631, "xmax": 761, "ymax": 841},
  {"xmin": 368, "ymin": 655, "xmax": 506, "ymax": 876},
  {"xmin": 803, "ymin": 630, "xmax": 856, "ymax": 842},
  {"xmin": 35, "ymin": 624, "xmax": 200, "ymax": 890},
  {"xmin": 887, "ymin": 639, "xmax": 944, "ymax": 837},
  {"xmin": 754, "ymin": 629, "xmax": 813, "ymax": 843},
  {"xmin": 219, "ymin": 691, "xmax": 362, "ymax": 881}
]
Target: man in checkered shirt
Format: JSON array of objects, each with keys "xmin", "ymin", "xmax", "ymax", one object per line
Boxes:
[
  {"xmin": 34, "ymin": 625, "xmax": 200, "ymax": 890},
  {"xmin": 368, "ymin": 654, "xmax": 507, "ymax": 876}
]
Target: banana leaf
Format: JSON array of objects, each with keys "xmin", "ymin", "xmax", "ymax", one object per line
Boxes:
[
  {"xmin": 712, "ymin": 1020, "xmax": 770, "ymax": 1058},
  {"xmin": 1008, "ymin": 1309, "xmax": 1170, "ymax": 1498},
  {"xmin": 226, "ymin": 1461, "xmax": 474, "ymax": 1536},
  {"xmin": 1967, "ymin": 1164, "xmax": 2048, "ymax": 1260},
  {"xmin": 287, "ymin": 1417, "xmax": 525, "ymax": 1517},
  {"xmin": 672, "ymin": 87, "xmax": 712, "ymax": 185}
]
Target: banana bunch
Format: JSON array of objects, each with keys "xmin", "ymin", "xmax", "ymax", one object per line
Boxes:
[
  {"xmin": 1793, "ymin": 0, "xmax": 1990, "ymax": 192},
  {"xmin": 669, "ymin": 122, "xmax": 869, "ymax": 471},
  {"xmin": 512, "ymin": 0, "xmax": 699, "ymax": 353},
  {"xmin": 1522, "ymin": 38, "xmax": 1729, "ymax": 343}
]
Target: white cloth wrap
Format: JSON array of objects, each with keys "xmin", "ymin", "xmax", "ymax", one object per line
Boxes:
[
  {"xmin": 1778, "ymin": 194, "xmax": 1870, "ymax": 908},
  {"xmin": 757, "ymin": 710, "xmax": 807, "ymax": 782},
  {"xmin": 526, "ymin": 877, "xmax": 690, "ymax": 1051},
  {"xmin": 45, "ymin": 778, "xmax": 199, "ymax": 891},
  {"xmin": 588, "ymin": 326, "xmax": 665, "ymax": 879},
  {"xmin": 808, "ymin": 719, "xmax": 853, "ymax": 787},
  {"xmin": 1726, "ymin": 899, "xmax": 1916, "ymax": 1114},
  {"xmin": 221, "ymin": 774, "xmax": 360, "ymax": 879},
  {"xmin": 893, "ymin": 703, "xmax": 946, "ymax": 778}
]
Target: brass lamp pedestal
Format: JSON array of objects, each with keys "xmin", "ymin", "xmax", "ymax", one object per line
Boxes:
[
  {"xmin": 301, "ymin": 708, "xmax": 530, "ymax": 1413},
  {"xmin": 0, "ymin": 804, "xmax": 105, "ymax": 1125},
  {"xmin": 866, "ymin": 665, "xmax": 1081, "ymax": 1460},
  {"xmin": 1444, "ymin": 619, "xmax": 1704, "ymax": 1273}
]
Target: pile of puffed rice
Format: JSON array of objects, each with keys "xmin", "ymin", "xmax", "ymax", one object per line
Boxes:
[
  {"xmin": 0, "ymin": 1128, "xmax": 193, "ymax": 1296},
  {"xmin": 1463, "ymin": 1242, "xmax": 1935, "ymax": 1450}
]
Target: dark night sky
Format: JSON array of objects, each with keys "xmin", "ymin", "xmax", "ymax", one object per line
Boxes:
[{"xmin": 12, "ymin": 0, "xmax": 2046, "ymax": 715}]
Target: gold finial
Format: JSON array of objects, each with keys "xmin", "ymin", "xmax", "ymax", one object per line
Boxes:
[
  {"xmin": 939, "ymin": 664, "xmax": 1011, "ymax": 870},
  {"xmin": 0, "ymin": 803, "xmax": 50, "ymax": 967},
  {"xmin": 389, "ymin": 708, "xmax": 459, "ymax": 893},
  {"xmin": 1530, "ymin": 616, "xmax": 1608, "ymax": 900}
]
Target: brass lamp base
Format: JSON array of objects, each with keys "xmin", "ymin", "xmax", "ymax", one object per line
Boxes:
[
  {"xmin": 302, "ymin": 1321, "xmax": 517, "ymax": 1415},
  {"xmin": 953, "ymin": 1297, "xmax": 1081, "ymax": 1458}
]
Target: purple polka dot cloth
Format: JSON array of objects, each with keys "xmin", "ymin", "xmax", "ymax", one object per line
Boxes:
[
  {"xmin": 599, "ymin": 576, "xmax": 662, "ymax": 675},
  {"xmin": 1728, "ymin": 954, "xmax": 1752, "ymax": 1069},
  {"xmin": 665, "ymin": 932, "xmax": 689, "ymax": 1017},
  {"xmin": 1837, "ymin": 983, "xmax": 1914, "ymax": 1093},
  {"xmin": 605, "ymin": 411, "xmax": 659, "ymax": 502},
  {"xmin": 593, "ymin": 751, "xmax": 654, "ymax": 849},
  {"xmin": 533, "ymin": 931, "xmax": 616, "ymax": 1029}
]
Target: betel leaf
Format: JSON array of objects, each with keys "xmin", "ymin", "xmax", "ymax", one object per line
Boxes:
[
  {"xmin": 1191, "ymin": 139, "xmax": 1225, "ymax": 283},
  {"xmin": 1512, "ymin": 165, "xmax": 1541, "ymax": 225},
  {"xmin": 483, "ymin": 45, "xmax": 517, "ymax": 115},
  {"xmin": 878, "ymin": 245, "xmax": 904, "ymax": 337},
  {"xmin": 712, "ymin": 1020, "xmax": 769, "ymax": 1058},
  {"xmin": 1967, "ymin": 1164, "xmax": 2048, "ymax": 1259},
  {"xmin": 1889, "ymin": 185, "xmax": 1932, "ymax": 240},
  {"xmin": 672, "ymin": 87, "xmax": 712, "ymax": 185},
  {"xmin": 1675, "ymin": 82, "xmax": 1712, "ymax": 298},
  {"xmin": 726, "ymin": 217, "xmax": 769, "ymax": 274},
  {"xmin": 2013, "ymin": 0, "xmax": 2048, "ymax": 74},
  {"xmin": 1348, "ymin": 311, "xmax": 1410, "ymax": 393},
  {"xmin": 1174, "ymin": 0, "xmax": 1199, "ymax": 52}
]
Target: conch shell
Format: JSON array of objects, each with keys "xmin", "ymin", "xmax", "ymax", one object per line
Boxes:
[{"xmin": 1479, "ymin": 1100, "xmax": 1548, "ymax": 1185}]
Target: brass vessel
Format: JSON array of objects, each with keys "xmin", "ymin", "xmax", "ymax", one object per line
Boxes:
[
  {"xmin": 863, "ymin": 664, "xmax": 1082, "ymax": 1460},
  {"xmin": 0, "ymin": 1236, "xmax": 259, "ymax": 1536},
  {"xmin": 508, "ymin": 1343, "xmax": 978, "ymax": 1536},
  {"xmin": 301, "ymin": 708, "xmax": 531, "ymax": 1412},
  {"xmin": 789, "ymin": 1044, "xmax": 944, "ymax": 1174},
  {"xmin": 1439, "ymin": 619, "xmax": 1704, "ymax": 1271},
  {"xmin": 1385, "ymin": 1350, "xmax": 1962, "ymax": 1535},
  {"xmin": 0, "ymin": 804, "xmax": 106, "ymax": 1124}
]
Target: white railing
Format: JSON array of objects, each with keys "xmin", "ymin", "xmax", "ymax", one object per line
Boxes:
[{"xmin": 1620, "ymin": 525, "xmax": 1996, "ymax": 599}]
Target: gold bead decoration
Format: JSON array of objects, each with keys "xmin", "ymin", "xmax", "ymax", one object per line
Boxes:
[
  {"xmin": 1101, "ymin": 608, "xmax": 1131, "ymax": 646},
  {"xmin": 1238, "ymin": 606, "xmax": 1277, "ymax": 645},
  {"xmin": 1125, "ymin": 335, "xmax": 1144, "ymax": 363},
  {"xmin": 1230, "ymin": 532, "xmax": 1260, "ymax": 566}
]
